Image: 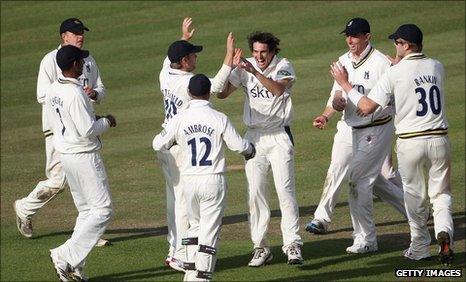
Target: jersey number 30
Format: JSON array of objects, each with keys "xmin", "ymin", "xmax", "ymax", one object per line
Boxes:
[
  {"xmin": 415, "ymin": 85, "xmax": 441, "ymax": 116},
  {"xmin": 187, "ymin": 137, "xmax": 212, "ymax": 166}
]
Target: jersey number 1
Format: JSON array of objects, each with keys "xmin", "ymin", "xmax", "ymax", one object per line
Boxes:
[
  {"xmin": 187, "ymin": 137, "xmax": 212, "ymax": 166},
  {"xmin": 415, "ymin": 85, "xmax": 441, "ymax": 116}
]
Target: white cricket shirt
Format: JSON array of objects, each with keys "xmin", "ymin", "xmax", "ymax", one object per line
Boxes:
[
  {"xmin": 45, "ymin": 77, "xmax": 110, "ymax": 154},
  {"xmin": 331, "ymin": 44, "xmax": 393, "ymax": 127},
  {"xmin": 38, "ymin": 45, "xmax": 106, "ymax": 133},
  {"xmin": 152, "ymin": 99, "xmax": 250, "ymax": 175},
  {"xmin": 367, "ymin": 53, "xmax": 448, "ymax": 137},
  {"xmin": 229, "ymin": 56, "xmax": 296, "ymax": 130}
]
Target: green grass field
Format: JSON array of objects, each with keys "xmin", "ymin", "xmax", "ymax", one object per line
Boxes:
[{"xmin": 1, "ymin": 1, "xmax": 465, "ymax": 281}]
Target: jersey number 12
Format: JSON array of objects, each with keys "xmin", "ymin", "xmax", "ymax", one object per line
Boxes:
[{"xmin": 187, "ymin": 137, "xmax": 212, "ymax": 166}]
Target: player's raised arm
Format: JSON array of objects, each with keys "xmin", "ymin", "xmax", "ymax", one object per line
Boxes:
[{"xmin": 210, "ymin": 32, "xmax": 235, "ymax": 95}]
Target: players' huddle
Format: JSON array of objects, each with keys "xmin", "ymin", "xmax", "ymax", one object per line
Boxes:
[{"xmin": 13, "ymin": 16, "xmax": 454, "ymax": 282}]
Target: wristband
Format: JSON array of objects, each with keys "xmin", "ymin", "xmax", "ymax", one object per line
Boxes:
[{"xmin": 348, "ymin": 89, "xmax": 364, "ymax": 106}]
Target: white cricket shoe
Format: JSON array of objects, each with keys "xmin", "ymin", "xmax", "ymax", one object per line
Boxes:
[
  {"xmin": 167, "ymin": 257, "xmax": 185, "ymax": 272},
  {"xmin": 14, "ymin": 200, "xmax": 33, "ymax": 238},
  {"xmin": 95, "ymin": 238, "xmax": 111, "ymax": 247},
  {"xmin": 284, "ymin": 243, "xmax": 303, "ymax": 265},
  {"xmin": 50, "ymin": 249, "xmax": 72, "ymax": 282},
  {"xmin": 305, "ymin": 218, "xmax": 328, "ymax": 234},
  {"xmin": 248, "ymin": 247, "xmax": 273, "ymax": 267},
  {"xmin": 70, "ymin": 266, "xmax": 89, "ymax": 282},
  {"xmin": 403, "ymin": 248, "xmax": 431, "ymax": 261},
  {"xmin": 346, "ymin": 242, "xmax": 378, "ymax": 254}
]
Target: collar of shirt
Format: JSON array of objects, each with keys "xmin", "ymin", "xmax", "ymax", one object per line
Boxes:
[
  {"xmin": 188, "ymin": 99, "xmax": 211, "ymax": 107},
  {"xmin": 58, "ymin": 77, "xmax": 82, "ymax": 86},
  {"xmin": 168, "ymin": 66, "xmax": 193, "ymax": 76},
  {"xmin": 401, "ymin": 52, "xmax": 425, "ymax": 61},
  {"xmin": 349, "ymin": 43, "xmax": 372, "ymax": 63},
  {"xmin": 250, "ymin": 55, "xmax": 280, "ymax": 76}
]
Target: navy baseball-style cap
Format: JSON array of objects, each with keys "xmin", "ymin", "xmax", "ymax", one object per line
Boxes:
[
  {"xmin": 341, "ymin": 17, "xmax": 370, "ymax": 36},
  {"xmin": 188, "ymin": 74, "xmax": 211, "ymax": 97},
  {"xmin": 60, "ymin": 18, "xmax": 89, "ymax": 34},
  {"xmin": 388, "ymin": 24, "xmax": 423, "ymax": 44},
  {"xmin": 168, "ymin": 40, "xmax": 203, "ymax": 63},
  {"xmin": 56, "ymin": 45, "xmax": 89, "ymax": 71}
]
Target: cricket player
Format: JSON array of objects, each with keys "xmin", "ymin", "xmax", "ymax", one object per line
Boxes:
[
  {"xmin": 14, "ymin": 18, "xmax": 109, "ymax": 246},
  {"xmin": 46, "ymin": 45, "xmax": 116, "ymax": 281},
  {"xmin": 305, "ymin": 18, "xmax": 407, "ymax": 241},
  {"xmin": 331, "ymin": 24, "xmax": 454, "ymax": 265},
  {"xmin": 153, "ymin": 74, "xmax": 255, "ymax": 281},
  {"xmin": 157, "ymin": 18, "xmax": 237, "ymax": 271},
  {"xmin": 218, "ymin": 32, "xmax": 303, "ymax": 266}
]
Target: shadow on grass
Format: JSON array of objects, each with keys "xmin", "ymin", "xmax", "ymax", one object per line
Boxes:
[
  {"xmin": 34, "ymin": 208, "xmax": 464, "ymax": 247},
  {"xmin": 91, "ymin": 265, "xmax": 182, "ymax": 281}
]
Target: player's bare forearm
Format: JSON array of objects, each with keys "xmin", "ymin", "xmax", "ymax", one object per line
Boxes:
[
  {"xmin": 217, "ymin": 83, "xmax": 236, "ymax": 99},
  {"xmin": 357, "ymin": 97, "xmax": 379, "ymax": 117},
  {"xmin": 254, "ymin": 72, "xmax": 288, "ymax": 97}
]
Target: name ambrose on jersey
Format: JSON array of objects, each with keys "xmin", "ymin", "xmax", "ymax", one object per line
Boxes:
[
  {"xmin": 183, "ymin": 124, "xmax": 215, "ymax": 137},
  {"xmin": 414, "ymin": 75, "xmax": 437, "ymax": 87}
]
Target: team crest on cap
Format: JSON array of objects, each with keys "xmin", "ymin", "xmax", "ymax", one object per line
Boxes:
[
  {"xmin": 74, "ymin": 20, "xmax": 81, "ymax": 24},
  {"xmin": 348, "ymin": 20, "xmax": 353, "ymax": 27}
]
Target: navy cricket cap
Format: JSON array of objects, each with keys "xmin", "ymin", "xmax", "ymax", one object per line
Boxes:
[
  {"xmin": 388, "ymin": 24, "xmax": 423, "ymax": 44},
  {"xmin": 188, "ymin": 74, "xmax": 211, "ymax": 97},
  {"xmin": 341, "ymin": 18, "xmax": 370, "ymax": 36},
  {"xmin": 56, "ymin": 45, "xmax": 89, "ymax": 71},
  {"xmin": 168, "ymin": 40, "xmax": 203, "ymax": 63},
  {"xmin": 60, "ymin": 18, "xmax": 89, "ymax": 34}
]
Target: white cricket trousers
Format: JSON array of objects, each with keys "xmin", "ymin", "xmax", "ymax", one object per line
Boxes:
[
  {"xmin": 348, "ymin": 121, "xmax": 404, "ymax": 246},
  {"xmin": 52, "ymin": 152, "xmax": 113, "ymax": 267},
  {"xmin": 182, "ymin": 174, "xmax": 226, "ymax": 282},
  {"xmin": 244, "ymin": 128, "xmax": 302, "ymax": 249},
  {"xmin": 16, "ymin": 135, "xmax": 67, "ymax": 219},
  {"xmin": 157, "ymin": 145, "xmax": 188, "ymax": 261},
  {"xmin": 396, "ymin": 135, "xmax": 453, "ymax": 255},
  {"xmin": 314, "ymin": 121, "xmax": 406, "ymax": 224}
]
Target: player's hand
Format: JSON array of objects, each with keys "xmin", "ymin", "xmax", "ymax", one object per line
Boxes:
[
  {"xmin": 83, "ymin": 86, "xmax": 97, "ymax": 100},
  {"xmin": 313, "ymin": 115, "xmax": 328, "ymax": 129},
  {"xmin": 105, "ymin": 114, "xmax": 117, "ymax": 127},
  {"xmin": 386, "ymin": 54, "xmax": 401, "ymax": 66},
  {"xmin": 226, "ymin": 32, "xmax": 235, "ymax": 55},
  {"xmin": 239, "ymin": 57, "xmax": 257, "ymax": 75},
  {"xmin": 332, "ymin": 96, "xmax": 347, "ymax": 111},
  {"xmin": 233, "ymin": 48, "xmax": 243, "ymax": 67},
  {"xmin": 181, "ymin": 17, "xmax": 195, "ymax": 41},
  {"xmin": 330, "ymin": 62, "xmax": 349, "ymax": 86}
]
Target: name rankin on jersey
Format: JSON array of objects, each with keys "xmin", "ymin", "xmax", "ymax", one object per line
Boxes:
[
  {"xmin": 162, "ymin": 88, "xmax": 183, "ymax": 107},
  {"xmin": 250, "ymin": 86, "xmax": 272, "ymax": 99},
  {"xmin": 183, "ymin": 124, "xmax": 215, "ymax": 137},
  {"xmin": 50, "ymin": 96, "xmax": 63, "ymax": 108},
  {"xmin": 414, "ymin": 75, "xmax": 437, "ymax": 87}
]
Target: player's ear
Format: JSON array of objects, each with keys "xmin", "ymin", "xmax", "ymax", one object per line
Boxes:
[{"xmin": 365, "ymin": 33, "xmax": 371, "ymax": 42}]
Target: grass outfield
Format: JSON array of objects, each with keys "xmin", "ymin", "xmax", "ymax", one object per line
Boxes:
[{"xmin": 1, "ymin": 1, "xmax": 465, "ymax": 281}]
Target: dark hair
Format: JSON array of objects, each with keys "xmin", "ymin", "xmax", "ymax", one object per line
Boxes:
[{"xmin": 247, "ymin": 31, "xmax": 280, "ymax": 54}]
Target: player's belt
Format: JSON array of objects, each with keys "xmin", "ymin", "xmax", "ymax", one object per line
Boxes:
[
  {"xmin": 398, "ymin": 128, "xmax": 448, "ymax": 139},
  {"xmin": 352, "ymin": 116, "xmax": 392, "ymax": 129},
  {"xmin": 43, "ymin": 130, "xmax": 53, "ymax": 137}
]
